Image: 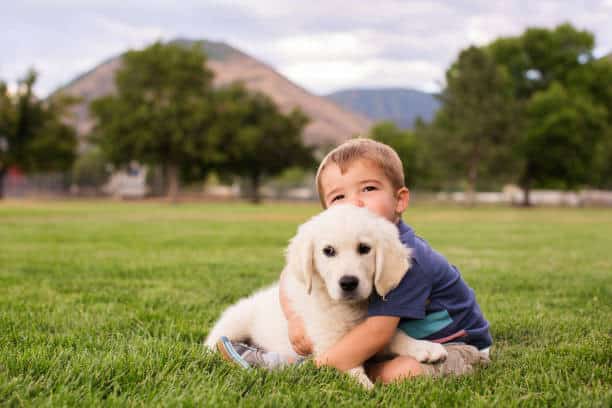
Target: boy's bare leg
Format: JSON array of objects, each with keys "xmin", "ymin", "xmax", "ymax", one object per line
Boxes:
[
  {"xmin": 366, "ymin": 344, "xmax": 490, "ymax": 384},
  {"xmin": 366, "ymin": 355, "xmax": 424, "ymax": 384}
]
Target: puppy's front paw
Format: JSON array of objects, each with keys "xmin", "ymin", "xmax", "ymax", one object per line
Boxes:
[
  {"xmin": 348, "ymin": 366, "xmax": 374, "ymax": 390},
  {"xmin": 408, "ymin": 340, "xmax": 448, "ymax": 363}
]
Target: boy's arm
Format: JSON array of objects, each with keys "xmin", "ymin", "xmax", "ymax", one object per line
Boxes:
[
  {"xmin": 279, "ymin": 272, "xmax": 313, "ymax": 355},
  {"xmin": 314, "ymin": 315, "xmax": 400, "ymax": 371}
]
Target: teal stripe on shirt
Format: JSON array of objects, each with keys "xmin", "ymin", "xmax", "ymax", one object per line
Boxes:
[{"xmin": 398, "ymin": 310, "xmax": 453, "ymax": 339}]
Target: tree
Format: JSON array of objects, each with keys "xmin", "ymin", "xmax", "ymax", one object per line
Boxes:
[
  {"xmin": 519, "ymin": 83, "xmax": 607, "ymax": 204},
  {"xmin": 210, "ymin": 83, "xmax": 313, "ymax": 203},
  {"xmin": 369, "ymin": 121, "xmax": 419, "ymax": 188},
  {"xmin": 90, "ymin": 41, "xmax": 217, "ymax": 202},
  {"xmin": 488, "ymin": 24, "xmax": 609, "ymax": 204},
  {"xmin": 567, "ymin": 58, "xmax": 612, "ymax": 189},
  {"xmin": 0, "ymin": 70, "xmax": 77, "ymax": 199},
  {"xmin": 489, "ymin": 23, "xmax": 595, "ymax": 100},
  {"xmin": 431, "ymin": 46, "xmax": 518, "ymax": 203}
]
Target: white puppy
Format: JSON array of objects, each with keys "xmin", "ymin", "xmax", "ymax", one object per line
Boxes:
[{"xmin": 205, "ymin": 204, "xmax": 447, "ymax": 388}]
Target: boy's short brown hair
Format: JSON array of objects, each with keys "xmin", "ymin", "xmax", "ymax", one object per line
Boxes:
[{"xmin": 315, "ymin": 138, "xmax": 405, "ymax": 208}]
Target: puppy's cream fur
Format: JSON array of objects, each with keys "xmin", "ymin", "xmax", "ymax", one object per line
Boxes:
[{"xmin": 205, "ymin": 205, "xmax": 447, "ymax": 388}]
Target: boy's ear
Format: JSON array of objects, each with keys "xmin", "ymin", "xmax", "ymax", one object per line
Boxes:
[{"xmin": 395, "ymin": 187, "xmax": 410, "ymax": 215}]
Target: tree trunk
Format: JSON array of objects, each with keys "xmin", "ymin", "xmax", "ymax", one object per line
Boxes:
[
  {"xmin": 520, "ymin": 163, "xmax": 533, "ymax": 207},
  {"xmin": 522, "ymin": 178, "xmax": 532, "ymax": 207},
  {"xmin": 166, "ymin": 164, "xmax": 180, "ymax": 203},
  {"xmin": 250, "ymin": 173, "xmax": 261, "ymax": 204}
]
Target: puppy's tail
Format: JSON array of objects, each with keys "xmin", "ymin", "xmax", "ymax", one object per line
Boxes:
[{"xmin": 204, "ymin": 299, "xmax": 254, "ymax": 349}]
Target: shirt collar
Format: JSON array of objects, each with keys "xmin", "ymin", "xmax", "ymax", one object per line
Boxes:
[
  {"xmin": 397, "ymin": 219, "xmax": 418, "ymax": 265},
  {"xmin": 396, "ymin": 219, "xmax": 415, "ymax": 245},
  {"xmin": 397, "ymin": 218, "xmax": 412, "ymax": 234}
]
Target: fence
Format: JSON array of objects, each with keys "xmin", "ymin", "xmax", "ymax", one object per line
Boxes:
[{"xmin": 3, "ymin": 171, "xmax": 612, "ymax": 206}]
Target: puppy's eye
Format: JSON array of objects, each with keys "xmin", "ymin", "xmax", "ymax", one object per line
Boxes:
[
  {"xmin": 323, "ymin": 246, "xmax": 336, "ymax": 257},
  {"xmin": 357, "ymin": 243, "xmax": 371, "ymax": 255}
]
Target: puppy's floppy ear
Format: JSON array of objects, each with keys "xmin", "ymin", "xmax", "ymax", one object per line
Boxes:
[
  {"xmin": 374, "ymin": 223, "xmax": 411, "ymax": 299},
  {"xmin": 285, "ymin": 225, "xmax": 315, "ymax": 294}
]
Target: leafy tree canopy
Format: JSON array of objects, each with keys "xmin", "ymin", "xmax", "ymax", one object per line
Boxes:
[
  {"xmin": 209, "ymin": 83, "xmax": 313, "ymax": 203},
  {"xmin": 0, "ymin": 69, "xmax": 77, "ymax": 198},
  {"xmin": 369, "ymin": 121, "xmax": 419, "ymax": 188},
  {"xmin": 90, "ymin": 41, "xmax": 217, "ymax": 200},
  {"xmin": 522, "ymin": 82, "xmax": 607, "ymax": 190}
]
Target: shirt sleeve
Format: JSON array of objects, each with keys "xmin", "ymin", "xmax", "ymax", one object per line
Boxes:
[{"xmin": 367, "ymin": 260, "xmax": 432, "ymax": 319}]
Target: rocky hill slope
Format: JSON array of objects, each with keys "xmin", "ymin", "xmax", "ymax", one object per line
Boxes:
[{"xmin": 56, "ymin": 39, "xmax": 372, "ymax": 148}]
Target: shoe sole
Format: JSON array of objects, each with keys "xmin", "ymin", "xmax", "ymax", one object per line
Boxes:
[{"xmin": 216, "ymin": 336, "xmax": 251, "ymax": 369}]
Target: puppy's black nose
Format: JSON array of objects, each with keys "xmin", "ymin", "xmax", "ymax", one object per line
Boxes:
[{"xmin": 339, "ymin": 275, "xmax": 359, "ymax": 292}]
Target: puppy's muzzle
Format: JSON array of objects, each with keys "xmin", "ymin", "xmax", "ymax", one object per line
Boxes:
[{"xmin": 339, "ymin": 275, "xmax": 359, "ymax": 292}]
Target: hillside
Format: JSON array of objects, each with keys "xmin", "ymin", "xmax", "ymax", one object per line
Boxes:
[
  {"xmin": 326, "ymin": 88, "xmax": 440, "ymax": 129},
  {"xmin": 55, "ymin": 39, "xmax": 371, "ymax": 148}
]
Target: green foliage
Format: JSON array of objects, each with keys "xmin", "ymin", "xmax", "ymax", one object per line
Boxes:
[
  {"xmin": 416, "ymin": 23, "xmax": 611, "ymax": 202},
  {"xmin": 369, "ymin": 121, "xmax": 419, "ymax": 187},
  {"xmin": 567, "ymin": 58, "xmax": 612, "ymax": 189},
  {"xmin": 89, "ymin": 41, "xmax": 217, "ymax": 199},
  {"xmin": 0, "ymin": 69, "xmax": 77, "ymax": 197},
  {"xmin": 426, "ymin": 46, "xmax": 519, "ymax": 197},
  {"xmin": 485, "ymin": 23, "xmax": 610, "ymax": 198},
  {"xmin": 271, "ymin": 166, "xmax": 311, "ymax": 190},
  {"xmin": 522, "ymin": 83, "xmax": 607, "ymax": 189},
  {"xmin": 90, "ymin": 42, "xmax": 313, "ymax": 203},
  {"xmin": 591, "ymin": 127, "xmax": 612, "ymax": 189},
  {"xmin": 209, "ymin": 83, "xmax": 314, "ymax": 202},
  {"xmin": 0, "ymin": 202, "xmax": 610, "ymax": 405},
  {"xmin": 71, "ymin": 147, "xmax": 109, "ymax": 187},
  {"xmin": 489, "ymin": 23, "xmax": 595, "ymax": 100},
  {"xmin": 567, "ymin": 57, "xmax": 612, "ymax": 113}
]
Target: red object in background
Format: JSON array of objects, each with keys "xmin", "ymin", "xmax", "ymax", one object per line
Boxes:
[
  {"xmin": 6, "ymin": 166, "xmax": 25, "ymax": 190},
  {"xmin": 8, "ymin": 166, "xmax": 23, "ymax": 177}
]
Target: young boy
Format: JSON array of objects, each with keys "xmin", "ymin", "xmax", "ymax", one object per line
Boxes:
[{"xmin": 217, "ymin": 138, "xmax": 491, "ymax": 383}]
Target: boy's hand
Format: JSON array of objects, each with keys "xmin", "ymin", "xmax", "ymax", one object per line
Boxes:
[
  {"xmin": 279, "ymin": 272, "xmax": 313, "ymax": 355},
  {"xmin": 288, "ymin": 315, "xmax": 313, "ymax": 355}
]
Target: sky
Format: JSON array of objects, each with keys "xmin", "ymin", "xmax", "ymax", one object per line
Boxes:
[{"xmin": 2, "ymin": 0, "xmax": 612, "ymax": 97}]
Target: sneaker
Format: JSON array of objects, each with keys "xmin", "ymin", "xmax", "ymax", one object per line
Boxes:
[{"xmin": 216, "ymin": 336, "xmax": 294, "ymax": 370}]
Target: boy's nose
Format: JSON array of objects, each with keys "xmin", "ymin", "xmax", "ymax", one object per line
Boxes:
[{"xmin": 350, "ymin": 197, "xmax": 365, "ymax": 207}]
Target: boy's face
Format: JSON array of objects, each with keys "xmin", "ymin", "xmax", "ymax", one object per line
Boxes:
[{"xmin": 319, "ymin": 159, "xmax": 409, "ymax": 224}]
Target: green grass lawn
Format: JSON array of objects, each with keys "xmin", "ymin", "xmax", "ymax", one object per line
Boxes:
[{"xmin": 0, "ymin": 200, "xmax": 610, "ymax": 407}]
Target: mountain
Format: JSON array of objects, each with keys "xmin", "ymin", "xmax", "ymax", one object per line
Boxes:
[
  {"xmin": 325, "ymin": 88, "xmax": 440, "ymax": 129},
  {"xmin": 55, "ymin": 39, "xmax": 372, "ymax": 148}
]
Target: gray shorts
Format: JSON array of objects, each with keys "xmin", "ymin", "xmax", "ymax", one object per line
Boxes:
[
  {"xmin": 365, "ymin": 342, "xmax": 490, "ymax": 378},
  {"xmin": 420, "ymin": 342, "xmax": 491, "ymax": 377}
]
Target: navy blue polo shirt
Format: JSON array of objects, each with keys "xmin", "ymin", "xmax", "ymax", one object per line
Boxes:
[{"xmin": 368, "ymin": 220, "xmax": 492, "ymax": 350}]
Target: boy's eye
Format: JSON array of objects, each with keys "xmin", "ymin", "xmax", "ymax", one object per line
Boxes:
[
  {"xmin": 363, "ymin": 186, "xmax": 377, "ymax": 192},
  {"xmin": 331, "ymin": 194, "xmax": 345, "ymax": 202}
]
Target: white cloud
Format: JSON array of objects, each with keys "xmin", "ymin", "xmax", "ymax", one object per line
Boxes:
[
  {"xmin": 207, "ymin": 0, "xmax": 452, "ymax": 20},
  {"xmin": 279, "ymin": 58, "xmax": 443, "ymax": 94},
  {"xmin": 271, "ymin": 31, "xmax": 381, "ymax": 62},
  {"xmin": 2, "ymin": 0, "xmax": 611, "ymax": 96},
  {"xmin": 1, "ymin": 15, "xmax": 173, "ymax": 96},
  {"xmin": 465, "ymin": 14, "xmax": 521, "ymax": 45},
  {"xmin": 92, "ymin": 16, "xmax": 172, "ymax": 49}
]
